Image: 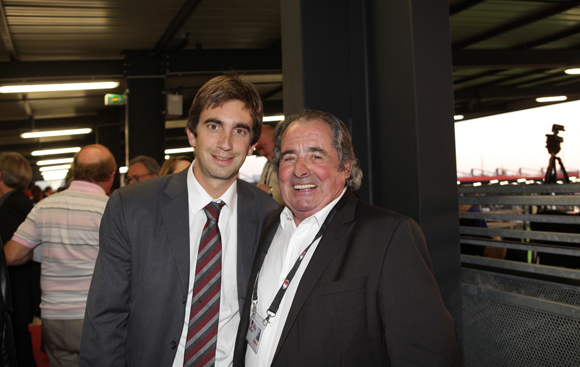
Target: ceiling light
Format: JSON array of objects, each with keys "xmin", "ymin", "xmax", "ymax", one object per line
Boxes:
[
  {"xmin": 37, "ymin": 158, "xmax": 74, "ymax": 166},
  {"xmin": 165, "ymin": 147, "xmax": 194, "ymax": 154},
  {"xmin": 536, "ymin": 96, "xmax": 567, "ymax": 103},
  {"xmin": 0, "ymin": 82, "xmax": 119, "ymax": 94},
  {"xmin": 263, "ymin": 115, "xmax": 285, "ymax": 122},
  {"xmin": 39, "ymin": 164, "xmax": 71, "ymax": 172},
  {"xmin": 565, "ymin": 68, "xmax": 580, "ymax": 75},
  {"xmin": 119, "ymin": 166, "xmax": 128, "ymax": 174},
  {"xmin": 517, "ymin": 178, "xmax": 526, "ymax": 183},
  {"xmin": 473, "ymin": 182, "xmax": 482, "ymax": 187},
  {"xmin": 21, "ymin": 128, "xmax": 92, "ymax": 139},
  {"xmin": 31, "ymin": 147, "xmax": 80, "ymax": 156},
  {"xmin": 42, "ymin": 170, "xmax": 69, "ymax": 180},
  {"xmin": 454, "ymin": 115, "xmax": 464, "ymax": 121},
  {"xmin": 490, "ymin": 179, "xmax": 499, "ymax": 184}
]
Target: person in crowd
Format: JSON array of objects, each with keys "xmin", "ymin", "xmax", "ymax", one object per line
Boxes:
[
  {"xmin": 124, "ymin": 155, "xmax": 161, "ymax": 185},
  {"xmin": 234, "ymin": 109, "xmax": 458, "ymax": 367},
  {"xmin": 42, "ymin": 187, "xmax": 53, "ymax": 197},
  {"xmin": 4, "ymin": 144, "xmax": 116, "ymax": 366},
  {"xmin": 459, "ymin": 202, "xmax": 506, "ymax": 259},
  {"xmin": 30, "ymin": 186, "xmax": 43, "ymax": 205},
  {"xmin": 255, "ymin": 125, "xmax": 284, "ymax": 205},
  {"xmin": 80, "ymin": 74, "xmax": 279, "ymax": 367},
  {"xmin": 0, "ymin": 152, "xmax": 38, "ymax": 367},
  {"xmin": 159, "ymin": 155, "xmax": 193, "ymax": 176},
  {"xmin": 0, "ymin": 237, "xmax": 17, "ymax": 367}
]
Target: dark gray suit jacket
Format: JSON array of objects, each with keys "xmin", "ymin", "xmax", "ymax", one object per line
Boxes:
[
  {"xmin": 80, "ymin": 169, "xmax": 278, "ymax": 366},
  {"xmin": 234, "ymin": 190, "xmax": 458, "ymax": 367}
]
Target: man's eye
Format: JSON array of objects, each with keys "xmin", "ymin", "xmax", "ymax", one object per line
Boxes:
[
  {"xmin": 235, "ymin": 128, "xmax": 247, "ymax": 135},
  {"xmin": 208, "ymin": 124, "xmax": 219, "ymax": 130}
]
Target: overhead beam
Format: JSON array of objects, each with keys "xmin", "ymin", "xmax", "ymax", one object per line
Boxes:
[
  {"xmin": 154, "ymin": 0, "xmax": 203, "ymax": 53},
  {"xmin": 453, "ymin": 50, "xmax": 580, "ymax": 69},
  {"xmin": 455, "ymin": 82, "xmax": 580, "ymax": 101},
  {"xmin": 0, "ymin": 49, "xmax": 282, "ymax": 82},
  {"xmin": 453, "ymin": 1, "xmax": 580, "ymax": 49},
  {"xmin": 0, "ymin": 0, "xmax": 16, "ymax": 61},
  {"xmin": 449, "ymin": 0, "xmax": 486, "ymax": 16}
]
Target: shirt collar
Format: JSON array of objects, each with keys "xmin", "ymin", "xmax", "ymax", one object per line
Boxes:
[
  {"xmin": 279, "ymin": 187, "xmax": 347, "ymax": 230},
  {"xmin": 187, "ymin": 160, "xmax": 237, "ymax": 216},
  {"xmin": 68, "ymin": 180, "xmax": 107, "ymax": 195}
]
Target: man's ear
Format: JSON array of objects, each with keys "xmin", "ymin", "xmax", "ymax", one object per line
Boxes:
[
  {"xmin": 247, "ymin": 143, "xmax": 257, "ymax": 156},
  {"xmin": 186, "ymin": 127, "xmax": 197, "ymax": 148},
  {"xmin": 342, "ymin": 160, "xmax": 353, "ymax": 180}
]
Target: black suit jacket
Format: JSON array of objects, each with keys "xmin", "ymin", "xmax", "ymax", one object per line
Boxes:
[
  {"xmin": 80, "ymin": 169, "xmax": 279, "ymax": 367},
  {"xmin": 234, "ymin": 190, "xmax": 458, "ymax": 367},
  {"xmin": 0, "ymin": 189, "xmax": 39, "ymax": 327}
]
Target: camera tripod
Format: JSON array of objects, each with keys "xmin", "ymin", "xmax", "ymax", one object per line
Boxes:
[{"xmin": 544, "ymin": 124, "xmax": 570, "ymax": 184}]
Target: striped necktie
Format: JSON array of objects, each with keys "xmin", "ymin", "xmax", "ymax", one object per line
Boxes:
[{"xmin": 184, "ymin": 201, "xmax": 225, "ymax": 366}]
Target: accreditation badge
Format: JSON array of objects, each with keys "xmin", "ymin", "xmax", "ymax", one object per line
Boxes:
[{"xmin": 246, "ymin": 312, "xmax": 265, "ymax": 354}]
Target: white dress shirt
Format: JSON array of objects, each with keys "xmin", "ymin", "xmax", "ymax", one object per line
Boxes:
[
  {"xmin": 245, "ymin": 188, "xmax": 347, "ymax": 367},
  {"xmin": 172, "ymin": 163, "xmax": 239, "ymax": 367}
]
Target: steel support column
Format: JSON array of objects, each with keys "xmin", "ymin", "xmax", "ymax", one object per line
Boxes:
[
  {"xmin": 125, "ymin": 77, "xmax": 166, "ymax": 166},
  {"xmin": 281, "ymin": 0, "xmax": 462, "ymax": 361}
]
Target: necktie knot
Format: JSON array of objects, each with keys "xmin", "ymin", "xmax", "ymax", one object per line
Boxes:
[{"xmin": 203, "ymin": 201, "xmax": 225, "ymax": 222}]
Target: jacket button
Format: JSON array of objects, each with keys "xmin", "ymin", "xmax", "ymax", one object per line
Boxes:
[
  {"xmin": 171, "ymin": 341, "xmax": 177, "ymax": 350},
  {"xmin": 183, "ymin": 296, "xmax": 186, "ymax": 305}
]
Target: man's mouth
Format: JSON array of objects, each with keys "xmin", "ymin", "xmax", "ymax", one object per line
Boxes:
[
  {"xmin": 294, "ymin": 184, "xmax": 317, "ymax": 190},
  {"xmin": 213, "ymin": 154, "xmax": 233, "ymax": 161}
]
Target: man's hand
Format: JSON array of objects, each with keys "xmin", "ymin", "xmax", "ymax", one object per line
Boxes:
[{"xmin": 4, "ymin": 240, "xmax": 33, "ymax": 266}]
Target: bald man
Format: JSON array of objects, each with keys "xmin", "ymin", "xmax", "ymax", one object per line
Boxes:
[
  {"xmin": 256, "ymin": 125, "xmax": 284, "ymax": 205},
  {"xmin": 5, "ymin": 144, "xmax": 116, "ymax": 366}
]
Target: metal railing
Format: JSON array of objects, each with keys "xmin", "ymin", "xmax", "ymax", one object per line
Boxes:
[{"xmin": 458, "ymin": 183, "xmax": 580, "ymax": 367}]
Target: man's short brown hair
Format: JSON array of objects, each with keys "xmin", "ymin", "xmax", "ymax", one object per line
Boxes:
[
  {"xmin": 0, "ymin": 152, "xmax": 32, "ymax": 190},
  {"xmin": 186, "ymin": 73, "xmax": 264, "ymax": 146}
]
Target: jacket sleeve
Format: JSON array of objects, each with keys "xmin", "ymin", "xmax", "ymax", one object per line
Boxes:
[
  {"xmin": 379, "ymin": 217, "xmax": 458, "ymax": 366},
  {"xmin": 80, "ymin": 191, "xmax": 131, "ymax": 366}
]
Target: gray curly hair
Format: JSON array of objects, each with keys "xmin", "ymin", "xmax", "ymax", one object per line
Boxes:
[{"xmin": 272, "ymin": 109, "xmax": 363, "ymax": 191}]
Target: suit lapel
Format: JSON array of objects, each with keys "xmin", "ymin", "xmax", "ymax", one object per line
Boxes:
[
  {"xmin": 161, "ymin": 170, "xmax": 190, "ymax": 295},
  {"xmin": 273, "ymin": 191, "xmax": 358, "ymax": 361},
  {"xmin": 236, "ymin": 180, "xmax": 260, "ymax": 310}
]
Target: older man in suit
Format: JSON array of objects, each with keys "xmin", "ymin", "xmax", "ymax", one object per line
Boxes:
[
  {"xmin": 80, "ymin": 74, "xmax": 279, "ymax": 367},
  {"xmin": 234, "ymin": 110, "xmax": 458, "ymax": 367}
]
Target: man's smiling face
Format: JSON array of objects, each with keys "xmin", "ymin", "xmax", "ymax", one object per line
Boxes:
[
  {"xmin": 187, "ymin": 99, "xmax": 254, "ymax": 193},
  {"xmin": 278, "ymin": 119, "xmax": 351, "ymax": 225}
]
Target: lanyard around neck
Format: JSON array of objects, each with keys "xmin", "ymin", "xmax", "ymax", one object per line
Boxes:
[{"xmin": 251, "ymin": 197, "xmax": 346, "ymax": 325}]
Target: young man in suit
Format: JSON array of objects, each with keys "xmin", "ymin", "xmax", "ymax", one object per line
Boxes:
[
  {"xmin": 80, "ymin": 74, "xmax": 279, "ymax": 367},
  {"xmin": 234, "ymin": 109, "xmax": 458, "ymax": 367}
]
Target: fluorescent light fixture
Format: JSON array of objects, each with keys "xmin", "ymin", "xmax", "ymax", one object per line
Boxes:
[
  {"xmin": 39, "ymin": 164, "xmax": 71, "ymax": 172},
  {"xmin": 473, "ymin": 182, "xmax": 482, "ymax": 187},
  {"xmin": 263, "ymin": 115, "xmax": 285, "ymax": 122},
  {"xmin": 21, "ymin": 128, "xmax": 92, "ymax": 139},
  {"xmin": 456, "ymin": 181, "xmax": 460, "ymax": 185},
  {"xmin": 536, "ymin": 96, "xmax": 567, "ymax": 103},
  {"xmin": 557, "ymin": 180, "xmax": 563, "ymax": 184},
  {"xmin": 526, "ymin": 180, "xmax": 534, "ymax": 185},
  {"xmin": 119, "ymin": 166, "xmax": 128, "ymax": 174},
  {"xmin": 37, "ymin": 158, "xmax": 74, "ymax": 166},
  {"xmin": 571, "ymin": 176, "xmax": 577, "ymax": 182},
  {"xmin": 42, "ymin": 170, "xmax": 69, "ymax": 180},
  {"xmin": 454, "ymin": 115, "xmax": 464, "ymax": 121},
  {"xmin": 565, "ymin": 68, "xmax": 580, "ymax": 75},
  {"xmin": 165, "ymin": 147, "xmax": 194, "ymax": 154},
  {"xmin": 31, "ymin": 147, "xmax": 80, "ymax": 156},
  {"xmin": 0, "ymin": 81, "xmax": 119, "ymax": 94},
  {"xmin": 517, "ymin": 178, "xmax": 526, "ymax": 183},
  {"xmin": 490, "ymin": 179, "xmax": 499, "ymax": 184},
  {"xmin": 500, "ymin": 181, "xmax": 509, "ymax": 185}
]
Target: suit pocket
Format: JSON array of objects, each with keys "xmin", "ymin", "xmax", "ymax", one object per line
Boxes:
[{"xmin": 318, "ymin": 276, "xmax": 368, "ymax": 296}]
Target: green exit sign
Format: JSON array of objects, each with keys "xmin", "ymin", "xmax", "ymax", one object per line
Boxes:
[{"xmin": 105, "ymin": 94, "xmax": 125, "ymax": 105}]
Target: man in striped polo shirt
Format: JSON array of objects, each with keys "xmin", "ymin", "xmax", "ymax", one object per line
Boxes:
[{"xmin": 5, "ymin": 144, "xmax": 116, "ymax": 366}]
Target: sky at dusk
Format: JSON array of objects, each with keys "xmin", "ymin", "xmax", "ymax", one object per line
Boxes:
[{"xmin": 454, "ymin": 100, "xmax": 580, "ymax": 177}]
